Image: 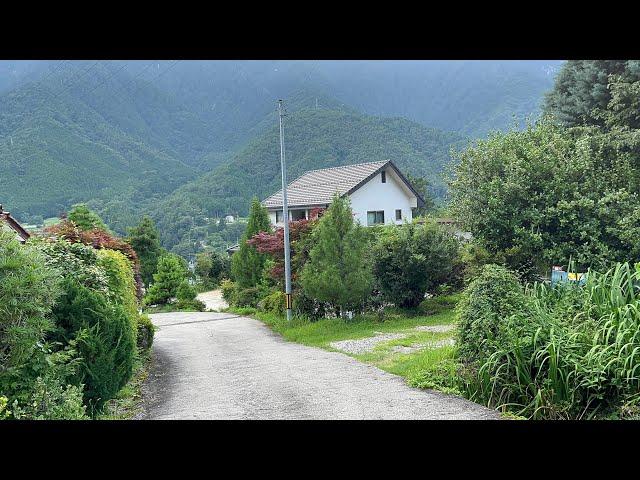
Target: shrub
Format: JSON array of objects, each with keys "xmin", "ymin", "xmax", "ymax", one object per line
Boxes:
[
  {"xmin": 372, "ymin": 222, "xmax": 460, "ymax": 308},
  {"xmin": 258, "ymin": 290, "xmax": 286, "ymax": 315},
  {"xmin": 176, "ymin": 280, "xmax": 197, "ymax": 302},
  {"xmin": 463, "ymin": 262, "xmax": 640, "ymax": 419},
  {"xmin": 136, "ymin": 315, "xmax": 155, "ymax": 351},
  {"xmin": 97, "ymin": 249, "xmax": 139, "ymax": 319},
  {"xmin": 52, "ymin": 279, "xmax": 136, "ymax": 413},
  {"xmin": 235, "ymin": 287, "xmax": 262, "ymax": 308},
  {"xmin": 145, "ymin": 254, "xmax": 188, "ymax": 305},
  {"xmin": 175, "ymin": 298, "xmax": 206, "ymax": 311},
  {"xmin": 195, "ymin": 250, "xmax": 230, "ymax": 288},
  {"xmin": 456, "ymin": 264, "xmax": 529, "ymax": 364},
  {"xmin": 221, "ymin": 279, "xmax": 237, "ymax": 305}
]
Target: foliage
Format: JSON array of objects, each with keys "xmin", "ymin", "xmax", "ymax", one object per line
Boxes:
[
  {"xmin": 543, "ymin": 60, "xmax": 640, "ymax": 130},
  {"xmin": 52, "ymin": 278, "xmax": 136, "ymax": 412},
  {"xmin": 145, "ymin": 254, "xmax": 189, "ymax": 305},
  {"xmin": 464, "ymin": 262, "xmax": 640, "ymax": 419},
  {"xmin": 97, "ymin": 249, "xmax": 139, "ymax": 320},
  {"xmin": 127, "ymin": 216, "xmax": 164, "ymax": 287},
  {"xmin": 234, "ymin": 287, "xmax": 263, "ymax": 308},
  {"xmin": 300, "ymin": 195, "xmax": 374, "ymax": 315},
  {"xmin": 176, "ymin": 281, "xmax": 197, "ymax": 302},
  {"xmin": 405, "ymin": 173, "xmax": 435, "ymax": 215},
  {"xmin": 220, "ymin": 279, "xmax": 238, "ymax": 306},
  {"xmin": 67, "ymin": 203, "xmax": 108, "ymax": 232},
  {"xmin": 195, "ymin": 249, "xmax": 230, "ymax": 288},
  {"xmin": 35, "ymin": 237, "xmax": 109, "ymax": 294},
  {"xmin": 456, "ymin": 264, "xmax": 529, "ymax": 364},
  {"xmin": 136, "ymin": 315, "xmax": 155, "ymax": 351},
  {"xmin": 0, "ymin": 231, "xmax": 88, "ymax": 419},
  {"xmin": 372, "ymin": 223, "xmax": 460, "ymax": 308},
  {"xmin": 44, "ymin": 219, "xmax": 143, "ymax": 297},
  {"xmin": 449, "ymin": 120, "xmax": 640, "ymax": 275},
  {"xmin": 258, "ymin": 290, "xmax": 286, "ymax": 316},
  {"xmin": 231, "ymin": 198, "xmax": 271, "ymax": 288}
]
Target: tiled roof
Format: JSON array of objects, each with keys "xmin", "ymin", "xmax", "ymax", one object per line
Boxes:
[{"xmin": 262, "ymin": 160, "xmax": 391, "ymax": 209}]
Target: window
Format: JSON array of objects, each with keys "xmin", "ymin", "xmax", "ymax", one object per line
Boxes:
[
  {"xmin": 395, "ymin": 209, "xmax": 402, "ymax": 221},
  {"xmin": 381, "ymin": 171, "xmax": 386, "ymax": 183},
  {"xmin": 275, "ymin": 210, "xmax": 283, "ymax": 223},
  {"xmin": 291, "ymin": 209, "xmax": 306, "ymax": 221},
  {"xmin": 367, "ymin": 211, "xmax": 385, "ymax": 226}
]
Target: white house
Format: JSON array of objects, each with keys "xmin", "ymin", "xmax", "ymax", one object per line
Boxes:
[{"xmin": 262, "ymin": 160, "xmax": 424, "ymax": 227}]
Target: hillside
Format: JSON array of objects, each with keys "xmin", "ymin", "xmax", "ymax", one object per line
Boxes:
[{"xmin": 143, "ymin": 107, "xmax": 468, "ymax": 252}]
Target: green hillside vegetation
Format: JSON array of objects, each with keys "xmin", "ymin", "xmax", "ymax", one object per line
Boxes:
[{"xmin": 149, "ymin": 107, "xmax": 468, "ymax": 252}]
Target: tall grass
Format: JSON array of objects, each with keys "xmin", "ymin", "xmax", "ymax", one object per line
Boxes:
[{"xmin": 467, "ymin": 262, "xmax": 640, "ymax": 419}]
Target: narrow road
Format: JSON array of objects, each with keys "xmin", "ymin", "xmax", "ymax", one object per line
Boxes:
[
  {"xmin": 196, "ymin": 289, "xmax": 228, "ymax": 311},
  {"xmin": 139, "ymin": 312, "xmax": 500, "ymax": 420}
]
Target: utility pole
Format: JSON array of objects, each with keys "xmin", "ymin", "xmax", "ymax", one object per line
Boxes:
[{"xmin": 278, "ymin": 99, "xmax": 293, "ymax": 322}]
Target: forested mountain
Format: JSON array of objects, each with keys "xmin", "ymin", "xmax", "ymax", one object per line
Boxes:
[
  {"xmin": 0, "ymin": 59, "xmax": 561, "ymax": 242},
  {"xmin": 144, "ymin": 107, "xmax": 468, "ymax": 253}
]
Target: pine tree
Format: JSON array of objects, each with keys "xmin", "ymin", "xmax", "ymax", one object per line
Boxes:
[
  {"xmin": 127, "ymin": 216, "xmax": 164, "ymax": 287},
  {"xmin": 231, "ymin": 198, "xmax": 271, "ymax": 288},
  {"xmin": 300, "ymin": 195, "xmax": 373, "ymax": 315},
  {"xmin": 145, "ymin": 254, "xmax": 188, "ymax": 305}
]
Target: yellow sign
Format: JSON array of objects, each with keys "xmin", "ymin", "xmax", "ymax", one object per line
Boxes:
[{"xmin": 285, "ymin": 293, "xmax": 292, "ymax": 310}]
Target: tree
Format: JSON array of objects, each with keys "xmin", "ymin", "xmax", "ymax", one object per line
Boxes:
[
  {"xmin": 145, "ymin": 254, "xmax": 188, "ymax": 305},
  {"xmin": 67, "ymin": 203, "xmax": 108, "ymax": 232},
  {"xmin": 195, "ymin": 250, "xmax": 230, "ymax": 287},
  {"xmin": 406, "ymin": 173, "xmax": 435, "ymax": 216},
  {"xmin": 543, "ymin": 60, "xmax": 640, "ymax": 130},
  {"xmin": 231, "ymin": 197, "xmax": 271, "ymax": 288},
  {"xmin": 372, "ymin": 223, "xmax": 460, "ymax": 308},
  {"xmin": 300, "ymin": 195, "xmax": 373, "ymax": 315},
  {"xmin": 449, "ymin": 121, "xmax": 640, "ymax": 275},
  {"xmin": 127, "ymin": 216, "xmax": 164, "ymax": 287}
]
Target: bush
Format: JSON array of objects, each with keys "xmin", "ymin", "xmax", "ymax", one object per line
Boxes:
[
  {"xmin": 176, "ymin": 280, "xmax": 197, "ymax": 302},
  {"xmin": 175, "ymin": 298, "xmax": 206, "ymax": 311},
  {"xmin": 221, "ymin": 279, "xmax": 237, "ymax": 305},
  {"xmin": 462, "ymin": 262, "xmax": 640, "ymax": 419},
  {"xmin": 0, "ymin": 231, "xmax": 88, "ymax": 419},
  {"xmin": 136, "ymin": 315, "xmax": 155, "ymax": 351},
  {"xmin": 234, "ymin": 287, "xmax": 262, "ymax": 308},
  {"xmin": 145, "ymin": 254, "xmax": 188, "ymax": 305},
  {"xmin": 52, "ymin": 279, "xmax": 136, "ymax": 413},
  {"xmin": 372, "ymin": 222, "xmax": 460, "ymax": 308},
  {"xmin": 258, "ymin": 290, "xmax": 285, "ymax": 315},
  {"xmin": 97, "ymin": 249, "xmax": 139, "ymax": 319},
  {"xmin": 456, "ymin": 264, "xmax": 529, "ymax": 364}
]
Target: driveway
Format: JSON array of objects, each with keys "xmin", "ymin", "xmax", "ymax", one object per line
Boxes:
[{"xmin": 139, "ymin": 312, "xmax": 500, "ymax": 420}]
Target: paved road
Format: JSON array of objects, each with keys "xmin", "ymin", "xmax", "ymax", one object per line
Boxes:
[
  {"xmin": 196, "ymin": 289, "xmax": 228, "ymax": 311},
  {"xmin": 140, "ymin": 312, "xmax": 500, "ymax": 420}
]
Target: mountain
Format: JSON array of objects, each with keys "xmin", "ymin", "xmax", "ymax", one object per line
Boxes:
[
  {"xmin": 0, "ymin": 60, "xmax": 561, "ymax": 233},
  {"xmin": 141, "ymin": 107, "xmax": 468, "ymax": 252}
]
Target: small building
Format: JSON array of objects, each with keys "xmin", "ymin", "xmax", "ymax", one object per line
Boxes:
[
  {"xmin": 224, "ymin": 214, "xmax": 236, "ymax": 223},
  {"xmin": 0, "ymin": 204, "xmax": 30, "ymax": 243},
  {"xmin": 226, "ymin": 244, "xmax": 240, "ymax": 256},
  {"xmin": 262, "ymin": 160, "xmax": 424, "ymax": 227}
]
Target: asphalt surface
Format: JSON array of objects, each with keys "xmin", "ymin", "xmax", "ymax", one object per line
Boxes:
[{"xmin": 140, "ymin": 312, "xmax": 500, "ymax": 420}]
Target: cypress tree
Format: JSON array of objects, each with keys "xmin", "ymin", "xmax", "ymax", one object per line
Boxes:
[
  {"xmin": 300, "ymin": 195, "xmax": 373, "ymax": 315},
  {"xmin": 127, "ymin": 216, "xmax": 164, "ymax": 287},
  {"xmin": 231, "ymin": 197, "xmax": 271, "ymax": 288}
]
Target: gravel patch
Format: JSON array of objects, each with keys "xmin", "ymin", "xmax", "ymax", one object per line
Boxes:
[
  {"xmin": 414, "ymin": 324, "xmax": 455, "ymax": 333},
  {"xmin": 329, "ymin": 332, "xmax": 407, "ymax": 355},
  {"xmin": 391, "ymin": 338, "xmax": 456, "ymax": 354}
]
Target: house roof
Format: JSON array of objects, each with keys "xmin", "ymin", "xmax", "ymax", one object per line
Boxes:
[
  {"xmin": 262, "ymin": 160, "xmax": 424, "ymax": 209},
  {"xmin": 0, "ymin": 204, "xmax": 30, "ymax": 242}
]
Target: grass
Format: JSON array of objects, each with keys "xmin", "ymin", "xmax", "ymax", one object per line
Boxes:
[
  {"xmin": 97, "ymin": 351, "xmax": 151, "ymax": 420},
  {"xmin": 231, "ymin": 294, "xmax": 462, "ymax": 396}
]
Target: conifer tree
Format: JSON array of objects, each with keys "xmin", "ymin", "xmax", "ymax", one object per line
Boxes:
[
  {"xmin": 300, "ymin": 195, "xmax": 373, "ymax": 315},
  {"xmin": 231, "ymin": 198, "xmax": 271, "ymax": 288},
  {"xmin": 68, "ymin": 203, "xmax": 108, "ymax": 232},
  {"xmin": 145, "ymin": 254, "xmax": 188, "ymax": 305},
  {"xmin": 127, "ymin": 216, "xmax": 164, "ymax": 287}
]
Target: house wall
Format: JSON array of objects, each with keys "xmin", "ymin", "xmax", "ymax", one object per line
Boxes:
[{"xmin": 348, "ymin": 168, "xmax": 416, "ymax": 226}]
